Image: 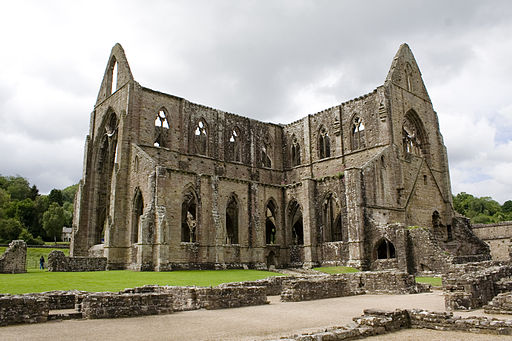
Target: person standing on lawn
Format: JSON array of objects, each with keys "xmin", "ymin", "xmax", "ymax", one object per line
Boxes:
[{"xmin": 39, "ymin": 256, "xmax": 45, "ymax": 269}]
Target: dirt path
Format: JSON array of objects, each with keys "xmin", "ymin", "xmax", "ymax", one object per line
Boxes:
[{"xmin": 2, "ymin": 292, "xmax": 512, "ymax": 340}]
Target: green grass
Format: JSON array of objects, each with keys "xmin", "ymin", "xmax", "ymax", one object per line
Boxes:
[
  {"xmin": 0, "ymin": 247, "xmax": 70, "ymax": 269},
  {"xmin": 415, "ymin": 276, "xmax": 442, "ymax": 287},
  {"xmin": 313, "ymin": 266, "xmax": 360, "ymax": 274},
  {"xmin": 0, "ymin": 269, "xmax": 283, "ymax": 294}
]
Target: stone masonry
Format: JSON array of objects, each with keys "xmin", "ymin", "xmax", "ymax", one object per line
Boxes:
[
  {"xmin": 47, "ymin": 250, "xmax": 106, "ymax": 272},
  {"xmin": 71, "ymin": 43, "xmax": 489, "ymax": 272},
  {"xmin": 0, "ymin": 240, "xmax": 27, "ymax": 273}
]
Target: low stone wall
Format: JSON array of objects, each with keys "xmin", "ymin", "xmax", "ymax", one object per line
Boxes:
[
  {"xmin": 121, "ymin": 284, "xmax": 268, "ymax": 311},
  {"xmin": 443, "ymin": 261, "xmax": 512, "ymax": 310},
  {"xmin": 48, "ymin": 250, "xmax": 107, "ymax": 272},
  {"xmin": 0, "ymin": 240, "xmax": 27, "ymax": 274},
  {"xmin": 219, "ymin": 275, "xmax": 287, "ymax": 296},
  {"xmin": 0, "ymin": 295, "xmax": 49, "ymax": 326},
  {"xmin": 271, "ymin": 309, "xmax": 512, "ymax": 340},
  {"xmin": 484, "ymin": 292, "xmax": 512, "ymax": 314},
  {"xmin": 81, "ymin": 292, "xmax": 173, "ymax": 319},
  {"xmin": 280, "ymin": 271, "xmax": 424, "ymax": 302},
  {"xmin": 473, "ymin": 221, "xmax": 512, "ymax": 261},
  {"xmin": 43, "ymin": 290, "xmax": 87, "ymax": 310}
]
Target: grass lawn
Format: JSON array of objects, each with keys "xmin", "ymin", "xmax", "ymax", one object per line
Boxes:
[
  {"xmin": 0, "ymin": 269, "xmax": 283, "ymax": 294},
  {"xmin": 313, "ymin": 266, "xmax": 360, "ymax": 274},
  {"xmin": 0, "ymin": 246, "xmax": 70, "ymax": 269},
  {"xmin": 415, "ymin": 276, "xmax": 442, "ymax": 287}
]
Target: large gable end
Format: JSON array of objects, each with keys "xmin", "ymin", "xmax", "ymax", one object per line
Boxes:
[
  {"xmin": 384, "ymin": 43, "xmax": 431, "ymax": 102},
  {"xmin": 96, "ymin": 43, "xmax": 134, "ymax": 105}
]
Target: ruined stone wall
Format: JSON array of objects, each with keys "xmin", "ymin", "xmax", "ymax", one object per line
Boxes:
[
  {"xmin": 81, "ymin": 292, "xmax": 173, "ymax": 319},
  {"xmin": 0, "ymin": 240, "xmax": 26, "ymax": 273},
  {"xmin": 280, "ymin": 271, "xmax": 422, "ymax": 302},
  {"xmin": 0, "ymin": 295, "xmax": 48, "ymax": 326},
  {"xmin": 443, "ymin": 261, "xmax": 512, "ymax": 310},
  {"xmin": 472, "ymin": 221, "xmax": 512, "ymax": 261},
  {"xmin": 48, "ymin": 250, "xmax": 106, "ymax": 272}
]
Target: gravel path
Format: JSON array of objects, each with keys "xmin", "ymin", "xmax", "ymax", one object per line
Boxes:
[{"xmin": 2, "ymin": 291, "xmax": 512, "ymax": 340}]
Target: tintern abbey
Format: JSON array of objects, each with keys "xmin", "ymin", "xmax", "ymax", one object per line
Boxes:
[{"xmin": 71, "ymin": 43, "xmax": 490, "ymax": 271}]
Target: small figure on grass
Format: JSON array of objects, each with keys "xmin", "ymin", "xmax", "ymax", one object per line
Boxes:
[{"xmin": 39, "ymin": 255, "xmax": 45, "ymax": 269}]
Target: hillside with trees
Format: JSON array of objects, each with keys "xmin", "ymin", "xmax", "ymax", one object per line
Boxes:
[
  {"xmin": 0, "ymin": 175, "xmax": 77, "ymax": 244},
  {"xmin": 453, "ymin": 192, "xmax": 512, "ymax": 224}
]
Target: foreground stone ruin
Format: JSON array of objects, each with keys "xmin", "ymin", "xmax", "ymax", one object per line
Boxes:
[
  {"xmin": 0, "ymin": 240, "xmax": 27, "ymax": 274},
  {"xmin": 272, "ymin": 308, "xmax": 512, "ymax": 340},
  {"xmin": 47, "ymin": 250, "xmax": 107, "ymax": 272},
  {"xmin": 0, "ymin": 271, "xmax": 422, "ymax": 326}
]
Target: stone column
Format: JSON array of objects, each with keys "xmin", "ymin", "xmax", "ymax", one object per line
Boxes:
[
  {"xmin": 301, "ymin": 178, "xmax": 318, "ymax": 268},
  {"xmin": 344, "ymin": 168, "xmax": 366, "ymax": 269}
]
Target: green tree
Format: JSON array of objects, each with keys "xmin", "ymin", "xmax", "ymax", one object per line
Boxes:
[
  {"xmin": 18, "ymin": 228, "xmax": 44, "ymax": 245},
  {"xmin": 0, "ymin": 218, "xmax": 23, "ymax": 242},
  {"xmin": 62, "ymin": 184, "xmax": 78, "ymax": 203},
  {"xmin": 42, "ymin": 203, "xmax": 66, "ymax": 242},
  {"xmin": 48, "ymin": 189, "xmax": 64, "ymax": 206},
  {"xmin": 6, "ymin": 176, "xmax": 31, "ymax": 201},
  {"xmin": 502, "ymin": 200, "xmax": 512, "ymax": 213}
]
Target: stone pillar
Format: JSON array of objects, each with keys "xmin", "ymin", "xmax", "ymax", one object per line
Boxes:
[
  {"xmin": 301, "ymin": 178, "xmax": 318, "ymax": 268},
  {"xmin": 154, "ymin": 166, "xmax": 168, "ymax": 271},
  {"xmin": 344, "ymin": 168, "xmax": 366, "ymax": 269}
]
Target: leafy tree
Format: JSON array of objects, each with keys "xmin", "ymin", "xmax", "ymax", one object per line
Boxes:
[
  {"xmin": 503, "ymin": 200, "xmax": 512, "ymax": 213},
  {"xmin": 63, "ymin": 201, "xmax": 74, "ymax": 226},
  {"xmin": 15, "ymin": 199, "xmax": 37, "ymax": 232},
  {"xmin": 62, "ymin": 184, "xmax": 79, "ymax": 203},
  {"xmin": 42, "ymin": 203, "xmax": 66, "ymax": 242},
  {"xmin": 18, "ymin": 228, "xmax": 44, "ymax": 245},
  {"xmin": 0, "ymin": 218, "xmax": 23, "ymax": 242},
  {"xmin": 48, "ymin": 189, "xmax": 64, "ymax": 206},
  {"xmin": 29, "ymin": 185, "xmax": 39, "ymax": 200},
  {"xmin": 6, "ymin": 176, "xmax": 31, "ymax": 201}
]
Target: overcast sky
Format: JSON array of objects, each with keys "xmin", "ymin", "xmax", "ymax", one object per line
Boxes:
[{"xmin": 0, "ymin": 0, "xmax": 511, "ymax": 203}]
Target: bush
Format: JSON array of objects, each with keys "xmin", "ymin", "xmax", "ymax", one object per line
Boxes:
[{"xmin": 18, "ymin": 228, "xmax": 44, "ymax": 245}]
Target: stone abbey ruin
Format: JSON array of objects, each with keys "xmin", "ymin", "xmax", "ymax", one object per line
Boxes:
[{"xmin": 71, "ymin": 43, "xmax": 490, "ymax": 272}]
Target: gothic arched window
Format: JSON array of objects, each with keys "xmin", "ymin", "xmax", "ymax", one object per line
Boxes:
[
  {"xmin": 291, "ymin": 135, "xmax": 301, "ymax": 167},
  {"xmin": 154, "ymin": 109, "xmax": 170, "ymax": 147},
  {"xmin": 228, "ymin": 127, "xmax": 242, "ymax": 162},
  {"xmin": 194, "ymin": 119, "xmax": 208, "ymax": 155},
  {"xmin": 318, "ymin": 127, "xmax": 331, "ymax": 159},
  {"xmin": 225, "ymin": 196, "xmax": 239, "ymax": 244},
  {"xmin": 351, "ymin": 116, "xmax": 366, "ymax": 150}
]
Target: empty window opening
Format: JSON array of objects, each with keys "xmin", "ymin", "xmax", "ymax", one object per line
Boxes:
[
  {"xmin": 132, "ymin": 189, "xmax": 143, "ymax": 244},
  {"xmin": 446, "ymin": 224, "xmax": 453, "ymax": 241},
  {"xmin": 225, "ymin": 196, "xmax": 239, "ymax": 244},
  {"xmin": 352, "ymin": 116, "xmax": 366, "ymax": 150},
  {"xmin": 423, "ymin": 174, "xmax": 427, "ymax": 185},
  {"xmin": 376, "ymin": 239, "xmax": 396, "ymax": 259},
  {"xmin": 289, "ymin": 201, "xmax": 304, "ymax": 245},
  {"xmin": 291, "ymin": 136, "xmax": 301, "ymax": 166},
  {"xmin": 228, "ymin": 128, "xmax": 242, "ymax": 162},
  {"xmin": 194, "ymin": 119, "xmax": 208, "ymax": 155},
  {"xmin": 323, "ymin": 194, "xmax": 342, "ymax": 242},
  {"xmin": 405, "ymin": 63, "xmax": 413, "ymax": 92},
  {"xmin": 402, "ymin": 111, "xmax": 426, "ymax": 157},
  {"xmin": 181, "ymin": 192, "xmax": 197, "ymax": 242},
  {"xmin": 261, "ymin": 145, "xmax": 272, "ymax": 168},
  {"xmin": 265, "ymin": 201, "xmax": 277, "ymax": 244},
  {"xmin": 154, "ymin": 109, "xmax": 169, "ymax": 147},
  {"xmin": 318, "ymin": 127, "xmax": 331, "ymax": 159}
]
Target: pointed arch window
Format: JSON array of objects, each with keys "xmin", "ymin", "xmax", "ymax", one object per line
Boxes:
[
  {"xmin": 194, "ymin": 119, "xmax": 208, "ymax": 155},
  {"xmin": 318, "ymin": 127, "xmax": 331, "ymax": 159},
  {"xmin": 402, "ymin": 111, "xmax": 426, "ymax": 157},
  {"xmin": 405, "ymin": 62, "xmax": 414, "ymax": 92},
  {"xmin": 228, "ymin": 127, "xmax": 242, "ymax": 162},
  {"xmin": 154, "ymin": 109, "xmax": 170, "ymax": 147},
  {"xmin": 265, "ymin": 200, "xmax": 277, "ymax": 245},
  {"xmin": 289, "ymin": 200, "xmax": 303, "ymax": 245},
  {"xmin": 291, "ymin": 135, "xmax": 301, "ymax": 167},
  {"xmin": 261, "ymin": 144, "xmax": 272, "ymax": 168},
  {"xmin": 225, "ymin": 196, "xmax": 239, "ymax": 244},
  {"xmin": 107, "ymin": 58, "xmax": 118, "ymax": 96},
  {"xmin": 323, "ymin": 194, "xmax": 342, "ymax": 242},
  {"xmin": 351, "ymin": 116, "xmax": 366, "ymax": 150},
  {"xmin": 181, "ymin": 191, "xmax": 198, "ymax": 242},
  {"xmin": 132, "ymin": 189, "xmax": 143, "ymax": 244}
]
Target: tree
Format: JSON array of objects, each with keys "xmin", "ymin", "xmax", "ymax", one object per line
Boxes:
[
  {"xmin": 0, "ymin": 218, "xmax": 23, "ymax": 242},
  {"xmin": 6, "ymin": 176, "xmax": 31, "ymax": 201},
  {"xmin": 503, "ymin": 200, "xmax": 512, "ymax": 213},
  {"xmin": 62, "ymin": 184, "xmax": 79, "ymax": 203},
  {"xmin": 42, "ymin": 203, "xmax": 66, "ymax": 242},
  {"xmin": 48, "ymin": 189, "xmax": 64, "ymax": 206}
]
